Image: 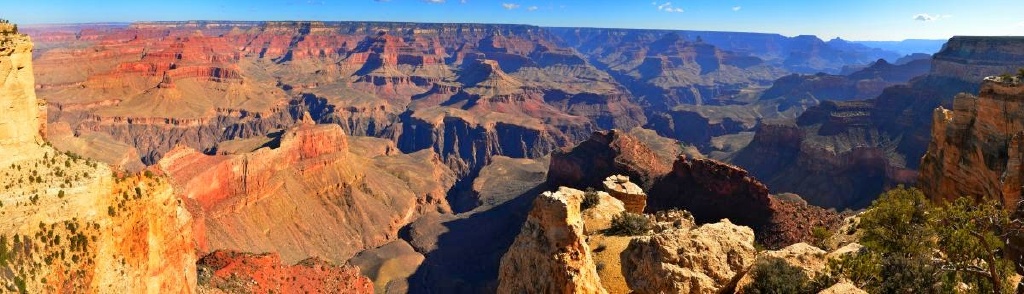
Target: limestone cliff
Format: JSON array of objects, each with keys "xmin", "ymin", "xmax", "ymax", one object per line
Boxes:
[
  {"xmin": 0, "ymin": 26, "xmax": 43, "ymax": 166},
  {"xmin": 497, "ymin": 187, "xmax": 607, "ymax": 294},
  {"xmin": 0, "ymin": 25, "xmax": 196, "ymax": 293},
  {"xmin": 920, "ymin": 79, "xmax": 1024, "ymax": 207}
]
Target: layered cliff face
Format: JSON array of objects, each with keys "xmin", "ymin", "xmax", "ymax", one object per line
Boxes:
[
  {"xmin": 30, "ymin": 21, "xmax": 646, "ymax": 178},
  {"xmin": 0, "ymin": 28, "xmax": 196, "ymax": 293},
  {"xmin": 554, "ymin": 28, "xmax": 901, "ymax": 75},
  {"xmin": 760, "ymin": 58, "xmax": 931, "ymax": 103},
  {"xmin": 920, "ymin": 80, "xmax": 1024, "ymax": 207},
  {"xmin": 736, "ymin": 37, "xmax": 1024, "ymax": 210},
  {"xmin": 159, "ymin": 119, "xmax": 455, "ymax": 264},
  {"xmin": 497, "ymin": 187, "xmax": 606, "ymax": 294}
]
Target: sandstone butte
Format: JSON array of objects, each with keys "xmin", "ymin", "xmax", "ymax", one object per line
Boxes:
[
  {"xmin": 920, "ymin": 78, "xmax": 1024, "ymax": 209},
  {"xmin": 0, "ymin": 25, "xmax": 197, "ymax": 293}
]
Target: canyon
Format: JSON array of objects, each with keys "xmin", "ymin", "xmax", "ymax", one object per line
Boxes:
[{"xmin": 5, "ymin": 17, "xmax": 1024, "ymax": 294}]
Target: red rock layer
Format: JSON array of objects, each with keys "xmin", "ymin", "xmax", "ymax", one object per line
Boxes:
[
  {"xmin": 197, "ymin": 250, "xmax": 373, "ymax": 294},
  {"xmin": 159, "ymin": 121, "xmax": 454, "ymax": 264},
  {"xmin": 920, "ymin": 80, "xmax": 1024, "ymax": 208},
  {"xmin": 547, "ymin": 129, "xmax": 672, "ymax": 191}
]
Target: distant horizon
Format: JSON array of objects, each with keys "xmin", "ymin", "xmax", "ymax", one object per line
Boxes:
[
  {"xmin": 4, "ymin": 0, "xmax": 1023, "ymax": 42},
  {"xmin": 15, "ymin": 19, "xmax": 965, "ymax": 43}
]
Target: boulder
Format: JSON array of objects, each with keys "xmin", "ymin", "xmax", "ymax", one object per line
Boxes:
[
  {"xmin": 622, "ymin": 219, "xmax": 757, "ymax": 294},
  {"xmin": 603, "ymin": 175, "xmax": 647, "ymax": 213}
]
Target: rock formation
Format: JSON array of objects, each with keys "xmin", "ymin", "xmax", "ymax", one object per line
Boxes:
[
  {"xmin": 621, "ymin": 219, "xmax": 757, "ymax": 294},
  {"xmin": 547, "ymin": 129, "xmax": 672, "ymax": 191},
  {"xmin": 649, "ymin": 155, "xmax": 844, "ymax": 248},
  {"xmin": 0, "ymin": 25, "xmax": 42, "ymax": 165},
  {"xmin": 0, "ymin": 26, "xmax": 196, "ymax": 293},
  {"xmin": 159, "ymin": 119, "xmax": 455, "ymax": 264},
  {"xmin": 602, "ymin": 175, "xmax": 647, "ymax": 213},
  {"xmin": 196, "ymin": 250, "xmax": 373, "ymax": 293},
  {"xmin": 920, "ymin": 79, "xmax": 1024, "ymax": 208},
  {"xmin": 497, "ymin": 187, "xmax": 607, "ymax": 294},
  {"xmin": 735, "ymin": 37, "xmax": 1024, "ymax": 210}
]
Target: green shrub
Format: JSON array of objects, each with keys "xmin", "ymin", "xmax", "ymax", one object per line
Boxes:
[
  {"xmin": 581, "ymin": 188, "xmax": 600, "ymax": 211},
  {"xmin": 606, "ymin": 212, "xmax": 652, "ymax": 236},
  {"xmin": 811, "ymin": 226, "xmax": 832, "ymax": 249},
  {"xmin": 741, "ymin": 257, "xmax": 811, "ymax": 294},
  {"xmin": 825, "ymin": 187, "xmax": 1018, "ymax": 293}
]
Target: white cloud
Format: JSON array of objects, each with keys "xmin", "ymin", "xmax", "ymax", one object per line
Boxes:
[
  {"xmin": 527, "ymin": 5, "xmax": 538, "ymax": 11},
  {"xmin": 654, "ymin": 2, "xmax": 683, "ymax": 13},
  {"xmin": 502, "ymin": 3, "xmax": 520, "ymax": 10},
  {"xmin": 913, "ymin": 13, "xmax": 951, "ymax": 22},
  {"xmin": 732, "ymin": 6, "xmax": 741, "ymax": 11},
  {"xmin": 425, "ymin": 0, "xmax": 444, "ymax": 3},
  {"xmin": 1019, "ymin": 21, "xmax": 1024, "ymax": 27}
]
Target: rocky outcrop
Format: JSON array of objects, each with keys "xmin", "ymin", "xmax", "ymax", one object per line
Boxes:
[
  {"xmin": 602, "ymin": 175, "xmax": 646, "ymax": 213},
  {"xmin": 196, "ymin": 250, "xmax": 373, "ymax": 293},
  {"xmin": 621, "ymin": 219, "xmax": 757, "ymax": 294},
  {"xmin": 734, "ymin": 243, "xmax": 828, "ymax": 291},
  {"xmin": 920, "ymin": 80, "xmax": 1024, "ymax": 208},
  {"xmin": 497, "ymin": 187, "xmax": 607, "ymax": 294},
  {"xmin": 0, "ymin": 29, "xmax": 43, "ymax": 165},
  {"xmin": 649, "ymin": 155, "xmax": 844, "ymax": 248},
  {"xmin": 547, "ymin": 130, "xmax": 672, "ymax": 191},
  {"xmin": 819, "ymin": 282, "xmax": 869, "ymax": 294},
  {"xmin": 0, "ymin": 27, "xmax": 196, "ymax": 293}
]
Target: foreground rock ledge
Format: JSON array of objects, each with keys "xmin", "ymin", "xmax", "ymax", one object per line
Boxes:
[{"xmin": 497, "ymin": 187, "xmax": 607, "ymax": 294}]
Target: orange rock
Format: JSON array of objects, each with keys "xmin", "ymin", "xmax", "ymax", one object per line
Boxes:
[{"xmin": 197, "ymin": 250, "xmax": 373, "ymax": 294}]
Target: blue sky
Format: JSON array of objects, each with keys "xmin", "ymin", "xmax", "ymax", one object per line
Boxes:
[{"xmin": 4, "ymin": 0, "xmax": 1023, "ymax": 41}]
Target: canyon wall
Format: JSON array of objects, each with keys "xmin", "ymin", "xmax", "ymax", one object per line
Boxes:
[
  {"xmin": 919, "ymin": 80, "xmax": 1024, "ymax": 208},
  {"xmin": 0, "ymin": 27, "xmax": 196, "ymax": 293},
  {"xmin": 737, "ymin": 36, "xmax": 1024, "ymax": 209}
]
